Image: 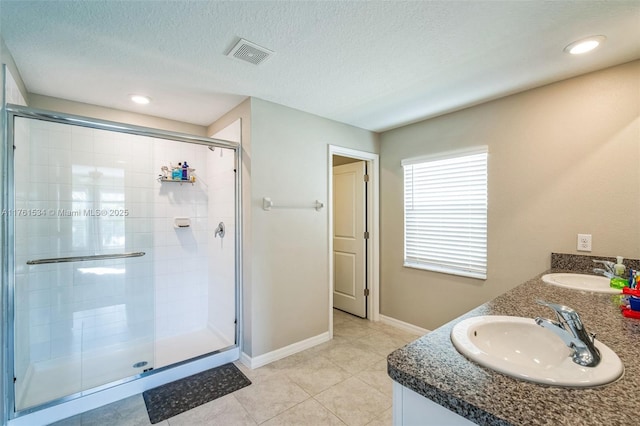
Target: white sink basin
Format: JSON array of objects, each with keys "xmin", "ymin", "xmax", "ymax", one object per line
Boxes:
[
  {"xmin": 542, "ymin": 273, "xmax": 619, "ymax": 294},
  {"xmin": 451, "ymin": 316, "xmax": 624, "ymax": 387}
]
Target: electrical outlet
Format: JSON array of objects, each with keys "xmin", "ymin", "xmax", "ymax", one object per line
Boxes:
[{"xmin": 577, "ymin": 234, "xmax": 592, "ymax": 252}]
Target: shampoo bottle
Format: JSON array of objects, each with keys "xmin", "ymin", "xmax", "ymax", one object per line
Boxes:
[{"xmin": 182, "ymin": 161, "xmax": 188, "ymax": 180}]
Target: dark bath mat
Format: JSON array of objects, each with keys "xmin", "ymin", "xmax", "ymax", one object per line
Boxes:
[{"xmin": 142, "ymin": 363, "xmax": 251, "ymax": 424}]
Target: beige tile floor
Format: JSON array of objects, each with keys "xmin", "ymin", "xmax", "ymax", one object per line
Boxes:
[{"xmin": 51, "ymin": 310, "xmax": 422, "ymax": 426}]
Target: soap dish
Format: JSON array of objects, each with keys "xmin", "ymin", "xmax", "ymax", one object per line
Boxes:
[{"xmin": 174, "ymin": 217, "xmax": 191, "ymax": 228}]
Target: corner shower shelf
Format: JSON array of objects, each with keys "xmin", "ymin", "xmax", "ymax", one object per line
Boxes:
[{"xmin": 159, "ymin": 178, "xmax": 195, "ymax": 186}]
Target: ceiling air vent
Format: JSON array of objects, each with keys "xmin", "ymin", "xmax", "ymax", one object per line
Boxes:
[{"xmin": 227, "ymin": 38, "xmax": 274, "ymax": 65}]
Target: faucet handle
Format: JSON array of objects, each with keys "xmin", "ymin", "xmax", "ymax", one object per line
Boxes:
[
  {"xmin": 536, "ymin": 300, "xmax": 574, "ymax": 314},
  {"xmin": 536, "ymin": 300, "xmax": 583, "ymax": 330},
  {"xmin": 536, "ymin": 300, "xmax": 567, "ymax": 325},
  {"xmin": 592, "ymin": 259, "xmax": 615, "ymax": 271},
  {"xmin": 536, "ymin": 301, "xmax": 600, "ymax": 367}
]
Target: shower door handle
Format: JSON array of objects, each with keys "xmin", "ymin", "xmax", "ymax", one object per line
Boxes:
[{"xmin": 26, "ymin": 251, "xmax": 146, "ymax": 265}]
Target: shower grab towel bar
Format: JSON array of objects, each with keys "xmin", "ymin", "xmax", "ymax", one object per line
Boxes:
[
  {"xmin": 262, "ymin": 197, "xmax": 324, "ymax": 212},
  {"xmin": 26, "ymin": 251, "xmax": 146, "ymax": 265}
]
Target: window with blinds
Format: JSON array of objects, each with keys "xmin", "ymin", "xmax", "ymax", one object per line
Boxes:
[{"xmin": 402, "ymin": 148, "xmax": 488, "ymax": 280}]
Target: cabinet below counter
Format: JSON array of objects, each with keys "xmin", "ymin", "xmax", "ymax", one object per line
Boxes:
[
  {"xmin": 393, "ymin": 382, "xmax": 475, "ymax": 425},
  {"xmin": 387, "ymin": 260, "xmax": 640, "ymax": 425}
]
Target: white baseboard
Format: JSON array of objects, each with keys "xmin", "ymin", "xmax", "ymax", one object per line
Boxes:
[
  {"xmin": 380, "ymin": 314, "xmax": 430, "ymax": 336},
  {"xmin": 240, "ymin": 331, "xmax": 330, "ymax": 369},
  {"xmin": 239, "ymin": 351, "xmax": 252, "ymax": 369}
]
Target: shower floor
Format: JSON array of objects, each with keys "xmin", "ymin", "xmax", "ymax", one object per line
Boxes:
[{"xmin": 16, "ymin": 328, "xmax": 232, "ymax": 411}]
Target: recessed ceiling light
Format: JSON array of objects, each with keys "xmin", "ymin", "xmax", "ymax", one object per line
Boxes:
[
  {"xmin": 130, "ymin": 94, "xmax": 151, "ymax": 105},
  {"xmin": 564, "ymin": 36, "xmax": 606, "ymax": 55}
]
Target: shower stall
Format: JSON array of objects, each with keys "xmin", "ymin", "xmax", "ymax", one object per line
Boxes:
[{"xmin": 1, "ymin": 104, "xmax": 241, "ymax": 423}]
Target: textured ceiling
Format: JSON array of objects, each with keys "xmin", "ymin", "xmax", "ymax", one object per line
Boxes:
[{"xmin": 1, "ymin": 1, "xmax": 639, "ymax": 132}]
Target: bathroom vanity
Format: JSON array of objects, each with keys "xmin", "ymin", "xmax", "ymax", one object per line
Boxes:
[{"xmin": 388, "ymin": 254, "xmax": 640, "ymax": 425}]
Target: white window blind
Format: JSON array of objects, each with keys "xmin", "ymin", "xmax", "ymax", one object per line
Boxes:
[{"xmin": 403, "ymin": 149, "xmax": 487, "ymax": 280}]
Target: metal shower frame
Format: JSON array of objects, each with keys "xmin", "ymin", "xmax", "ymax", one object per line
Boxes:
[{"xmin": 1, "ymin": 104, "xmax": 243, "ymax": 420}]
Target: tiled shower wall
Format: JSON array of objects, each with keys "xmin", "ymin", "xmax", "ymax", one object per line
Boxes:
[
  {"xmin": 206, "ymin": 147, "xmax": 236, "ymax": 344},
  {"xmin": 153, "ymin": 140, "xmax": 212, "ymax": 339}
]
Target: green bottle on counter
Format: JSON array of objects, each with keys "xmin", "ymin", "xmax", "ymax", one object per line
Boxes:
[{"xmin": 610, "ymin": 276, "xmax": 628, "ymax": 290}]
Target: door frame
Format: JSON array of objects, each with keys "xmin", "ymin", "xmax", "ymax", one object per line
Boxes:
[{"xmin": 328, "ymin": 145, "xmax": 380, "ymax": 337}]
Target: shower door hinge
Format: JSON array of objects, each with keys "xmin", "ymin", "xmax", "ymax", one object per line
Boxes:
[
  {"xmin": 364, "ymin": 288, "xmax": 370, "ymax": 297},
  {"xmin": 13, "ymin": 377, "xmax": 16, "ymax": 383},
  {"xmin": 364, "ymin": 174, "xmax": 369, "ymax": 182},
  {"xmin": 364, "ymin": 231, "xmax": 370, "ymax": 239}
]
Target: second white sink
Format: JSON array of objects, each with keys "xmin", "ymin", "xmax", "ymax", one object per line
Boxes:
[
  {"xmin": 451, "ymin": 315, "xmax": 624, "ymax": 387},
  {"xmin": 542, "ymin": 273, "xmax": 619, "ymax": 294}
]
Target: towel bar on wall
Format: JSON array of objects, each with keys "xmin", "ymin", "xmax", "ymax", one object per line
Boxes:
[{"xmin": 262, "ymin": 197, "xmax": 324, "ymax": 212}]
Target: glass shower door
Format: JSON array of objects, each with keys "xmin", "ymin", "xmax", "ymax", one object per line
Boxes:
[{"xmin": 12, "ymin": 117, "xmax": 155, "ymax": 411}]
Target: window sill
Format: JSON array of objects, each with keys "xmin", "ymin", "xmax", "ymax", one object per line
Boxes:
[{"xmin": 403, "ymin": 262, "xmax": 487, "ymax": 280}]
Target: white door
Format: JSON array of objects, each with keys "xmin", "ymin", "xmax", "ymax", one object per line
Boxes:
[{"xmin": 333, "ymin": 161, "xmax": 367, "ymax": 317}]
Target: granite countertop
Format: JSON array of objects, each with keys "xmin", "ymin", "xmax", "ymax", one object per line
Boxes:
[{"xmin": 388, "ymin": 255, "xmax": 640, "ymax": 426}]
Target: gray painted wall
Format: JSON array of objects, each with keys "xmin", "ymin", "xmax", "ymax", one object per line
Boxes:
[
  {"xmin": 380, "ymin": 60, "xmax": 640, "ymax": 331},
  {"xmin": 248, "ymin": 98, "xmax": 379, "ymax": 356},
  {"xmin": 1, "ymin": 36, "xmax": 28, "ymax": 103}
]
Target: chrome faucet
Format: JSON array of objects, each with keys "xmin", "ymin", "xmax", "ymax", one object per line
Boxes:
[
  {"xmin": 593, "ymin": 259, "xmax": 615, "ymax": 279},
  {"xmin": 534, "ymin": 300, "xmax": 601, "ymax": 367}
]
